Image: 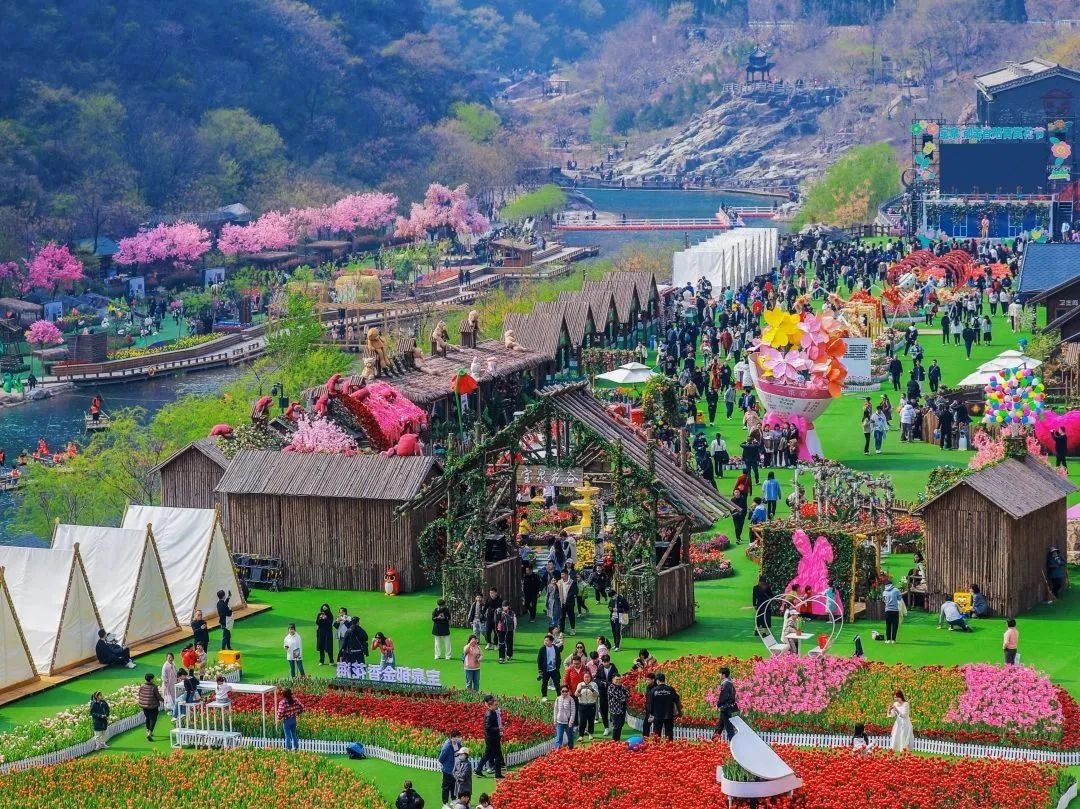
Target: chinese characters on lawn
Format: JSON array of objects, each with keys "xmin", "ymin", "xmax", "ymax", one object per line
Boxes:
[{"xmin": 336, "ymin": 662, "xmax": 441, "ymax": 687}]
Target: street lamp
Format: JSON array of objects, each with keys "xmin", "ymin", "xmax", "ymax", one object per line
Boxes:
[{"xmin": 271, "ymin": 382, "xmax": 288, "ymax": 412}]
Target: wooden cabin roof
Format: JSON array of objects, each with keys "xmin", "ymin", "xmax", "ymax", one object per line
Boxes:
[
  {"xmin": 540, "ymin": 384, "xmax": 733, "ymax": 527},
  {"xmin": 503, "ymin": 306, "xmax": 566, "ymax": 359},
  {"xmin": 152, "ymin": 437, "xmax": 230, "ymax": 474},
  {"xmin": 914, "ymin": 454, "xmax": 1077, "ymax": 519},
  {"xmin": 610, "ymin": 271, "xmax": 659, "ymax": 308},
  {"xmin": 583, "ymin": 279, "xmax": 637, "ymax": 323},
  {"xmin": 216, "ymin": 450, "xmax": 438, "ymax": 501},
  {"xmin": 558, "ymin": 291, "xmax": 592, "ymax": 346}
]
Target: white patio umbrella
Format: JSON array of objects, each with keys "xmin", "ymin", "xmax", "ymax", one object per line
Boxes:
[
  {"xmin": 976, "ymin": 351, "xmax": 1042, "ymax": 373},
  {"xmin": 594, "ymin": 362, "xmax": 657, "ymax": 386}
]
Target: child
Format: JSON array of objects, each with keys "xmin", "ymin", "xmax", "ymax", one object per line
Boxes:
[
  {"xmin": 763, "ymin": 472, "xmax": 781, "ymax": 519},
  {"xmin": 180, "ymin": 644, "xmax": 198, "ymax": 671},
  {"xmin": 851, "ymin": 722, "xmax": 874, "ymax": 754},
  {"xmin": 749, "ymin": 497, "xmax": 767, "ymax": 526},
  {"xmin": 477, "ymin": 794, "xmax": 493, "ymax": 808},
  {"xmin": 195, "ymin": 643, "xmax": 207, "ymax": 673},
  {"xmin": 213, "ymin": 675, "xmax": 232, "ymax": 704}
]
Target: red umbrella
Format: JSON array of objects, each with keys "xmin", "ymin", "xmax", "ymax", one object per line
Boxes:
[{"xmin": 451, "ymin": 369, "xmax": 478, "ymax": 395}]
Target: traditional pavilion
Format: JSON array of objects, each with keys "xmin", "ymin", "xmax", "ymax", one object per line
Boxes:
[{"xmin": 746, "ymin": 46, "xmax": 775, "ymax": 83}]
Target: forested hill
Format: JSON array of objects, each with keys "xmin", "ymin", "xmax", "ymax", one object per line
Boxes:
[{"xmin": 0, "ymin": 0, "xmax": 473, "ymax": 250}]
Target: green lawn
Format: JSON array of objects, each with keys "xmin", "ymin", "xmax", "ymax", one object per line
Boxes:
[{"xmin": 3, "ymin": 306, "xmax": 1080, "ymax": 805}]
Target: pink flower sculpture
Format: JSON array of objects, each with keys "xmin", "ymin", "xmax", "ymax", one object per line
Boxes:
[
  {"xmin": 760, "ymin": 347, "xmax": 811, "ymax": 385},
  {"xmin": 798, "ymin": 313, "xmax": 828, "ymax": 353},
  {"xmin": 24, "ymin": 319, "xmax": 64, "ymax": 346},
  {"xmin": 787, "ymin": 529, "xmax": 834, "ymax": 616}
]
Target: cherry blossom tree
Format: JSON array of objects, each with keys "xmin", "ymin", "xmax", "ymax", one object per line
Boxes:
[
  {"xmin": 219, "ymin": 211, "xmax": 296, "ymax": 255},
  {"xmin": 115, "ymin": 222, "xmax": 211, "ymax": 267},
  {"xmin": 395, "ymin": 183, "xmax": 489, "ymax": 242},
  {"xmin": 283, "ymin": 414, "xmax": 358, "ymax": 454},
  {"xmin": 26, "ymin": 243, "xmax": 85, "ymax": 293},
  {"xmin": 24, "ymin": 319, "xmax": 64, "ymax": 346},
  {"xmin": 325, "ymin": 192, "xmax": 398, "ymax": 234}
]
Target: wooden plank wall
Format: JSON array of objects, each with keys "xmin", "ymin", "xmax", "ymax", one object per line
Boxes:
[
  {"xmin": 160, "ymin": 452, "xmax": 223, "ymax": 511},
  {"xmin": 484, "ymin": 556, "xmax": 522, "ymax": 616},
  {"xmin": 626, "ymin": 564, "xmax": 696, "ymax": 639},
  {"xmin": 222, "ymin": 493, "xmax": 432, "ymax": 592},
  {"xmin": 924, "ymin": 486, "xmax": 1065, "ymax": 616}
]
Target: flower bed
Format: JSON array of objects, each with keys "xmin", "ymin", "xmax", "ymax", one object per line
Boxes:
[
  {"xmin": 0, "ymin": 750, "xmax": 383, "ymax": 809},
  {"xmin": 230, "ymin": 685, "xmax": 550, "ymax": 756},
  {"xmin": 624, "ymin": 656, "xmax": 1078, "ymax": 750},
  {"xmin": 0, "ymin": 663, "xmax": 239, "ymax": 766},
  {"xmin": 494, "ymin": 739, "xmax": 1073, "ymax": 809},
  {"xmin": 107, "ymin": 332, "xmax": 223, "ymax": 360},
  {"xmin": 690, "ymin": 540, "xmax": 734, "ymax": 581}
]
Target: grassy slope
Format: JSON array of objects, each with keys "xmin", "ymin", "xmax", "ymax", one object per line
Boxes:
[{"xmin": 4, "ymin": 304, "xmax": 1080, "ymax": 805}]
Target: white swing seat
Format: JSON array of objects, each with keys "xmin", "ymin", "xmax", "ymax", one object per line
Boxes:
[{"xmin": 760, "ymin": 629, "xmax": 788, "ymax": 656}]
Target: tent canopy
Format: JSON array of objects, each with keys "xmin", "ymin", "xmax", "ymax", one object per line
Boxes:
[
  {"xmin": 959, "ymin": 351, "xmax": 1044, "ymax": 386},
  {"xmin": 0, "ymin": 547, "xmax": 103, "ymax": 675},
  {"xmin": 0, "ymin": 567, "xmax": 37, "ymax": 691},
  {"xmin": 122, "ymin": 505, "xmax": 245, "ymax": 623},
  {"xmin": 53, "ymin": 524, "xmax": 180, "ymax": 645},
  {"xmin": 672, "ymin": 228, "xmax": 779, "ymax": 292},
  {"xmin": 594, "ymin": 362, "xmax": 657, "ymax": 386}
]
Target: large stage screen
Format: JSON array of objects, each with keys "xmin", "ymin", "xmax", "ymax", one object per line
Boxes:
[{"xmin": 938, "ymin": 142, "xmax": 1048, "ymax": 194}]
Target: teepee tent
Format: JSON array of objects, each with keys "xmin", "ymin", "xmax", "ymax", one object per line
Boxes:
[
  {"xmin": 52, "ymin": 524, "xmax": 180, "ymax": 646},
  {"xmin": 0, "ymin": 546, "xmax": 103, "ymax": 676},
  {"xmin": 0, "ymin": 567, "xmax": 38, "ymax": 691},
  {"xmin": 122, "ymin": 505, "xmax": 245, "ymax": 623}
]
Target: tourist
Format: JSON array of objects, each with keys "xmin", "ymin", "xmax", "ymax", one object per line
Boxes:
[
  {"xmin": 1047, "ymin": 548, "xmax": 1067, "ymax": 598},
  {"xmin": 277, "ymin": 687, "xmax": 305, "ymax": 751},
  {"xmin": 962, "ymin": 322, "xmax": 976, "ymax": 359},
  {"xmin": 763, "ymin": 471, "xmax": 781, "ymax": 519},
  {"xmin": 451, "ymin": 791, "xmax": 471, "ymax": 809},
  {"xmin": 782, "ymin": 606, "xmax": 801, "ymax": 654},
  {"xmin": 851, "ymin": 722, "xmax": 874, "ymax": 754},
  {"xmin": 607, "ymin": 673, "xmax": 630, "ymax": 741},
  {"xmin": 315, "ymin": 603, "xmax": 334, "ymax": 665},
  {"xmin": 576, "ymin": 671, "xmax": 600, "ymax": 739},
  {"xmin": 372, "ymin": 632, "xmax": 396, "ymax": 668},
  {"xmin": 861, "ymin": 407, "xmax": 872, "ymax": 455},
  {"xmin": 724, "ymin": 384, "xmax": 736, "ymax": 419},
  {"xmin": 1009, "ymin": 299, "xmax": 1022, "ymax": 332},
  {"xmin": 195, "ymin": 643, "xmax": 208, "ymax": 672},
  {"xmin": 216, "ymin": 589, "xmax": 233, "ymax": 651},
  {"xmin": 557, "ymin": 570, "xmax": 577, "ymax": 635},
  {"xmin": 649, "ymin": 672, "xmax": 681, "ymax": 739},
  {"xmin": 750, "ymin": 497, "xmax": 767, "ymax": 528},
  {"xmin": 284, "ymin": 623, "xmax": 306, "ymax": 677},
  {"xmin": 888, "ymin": 690, "xmax": 913, "ymax": 753},
  {"xmin": 595, "ymin": 654, "xmax": 617, "ymax": 734},
  {"xmin": 888, "ymin": 356, "xmax": 902, "ymax": 391},
  {"xmin": 1053, "ymin": 427, "xmax": 1068, "ymax": 468},
  {"xmin": 740, "ymin": 435, "xmax": 761, "ymax": 485},
  {"xmin": 467, "ymin": 593, "xmax": 485, "ymax": 637},
  {"xmin": 1003, "ymin": 618, "xmax": 1019, "ymax": 665},
  {"xmin": 452, "ymin": 746, "xmax": 473, "ymax": 801},
  {"xmin": 161, "ymin": 653, "xmax": 177, "ymax": 716},
  {"xmin": 713, "ymin": 666, "xmax": 739, "ymax": 741},
  {"xmin": 176, "ymin": 667, "xmax": 199, "ymax": 720},
  {"xmin": 475, "ymin": 694, "xmax": 504, "ymax": 778},
  {"xmin": 495, "ymin": 605, "xmax": 516, "ymax": 663},
  {"xmin": 344, "ymin": 616, "xmax": 369, "ymax": 664},
  {"xmin": 730, "ymin": 486, "xmax": 748, "ymax": 544},
  {"xmin": 214, "ymin": 674, "xmax": 233, "ymax": 704},
  {"xmin": 752, "ymin": 577, "xmax": 775, "ymax": 635},
  {"xmin": 334, "ymin": 608, "xmax": 351, "ymax": 662},
  {"xmin": 899, "ymin": 400, "xmax": 915, "ymax": 442},
  {"xmin": 553, "ymin": 685, "xmax": 577, "ymax": 749},
  {"xmin": 463, "ymin": 635, "xmax": 482, "ymax": 691},
  {"xmin": 432, "ymin": 598, "xmax": 453, "ymax": 660},
  {"xmin": 438, "ymin": 730, "xmax": 463, "ymax": 807},
  {"xmin": 482, "ymin": 588, "xmax": 502, "ymax": 649},
  {"xmin": 95, "ymin": 628, "xmax": 135, "ymax": 669},
  {"xmin": 970, "ymin": 584, "xmax": 990, "ymax": 618},
  {"xmin": 136, "ymin": 672, "xmax": 164, "ymax": 742},
  {"xmin": 882, "ymin": 579, "xmax": 904, "ymax": 644},
  {"xmin": 395, "ymin": 780, "xmax": 425, "ymax": 809},
  {"xmin": 937, "ymin": 600, "xmax": 972, "ymax": 632},
  {"xmin": 982, "ymin": 314, "xmax": 992, "ymax": 345},
  {"xmin": 928, "ymin": 359, "xmax": 941, "ymax": 394},
  {"xmin": 522, "ymin": 563, "xmax": 543, "ymax": 621},
  {"xmin": 608, "ymin": 590, "xmax": 630, "ymax": 651},
  {"xmin": 89, "ymin": 691, "xmax": 110, "ymax": 749},
  {"xmin": 591, "ymin": 563, "xmax": 610, "ymax": 603},
  {"xmin": 870, "ymin": 408, "xmax": 888, "ymax": 454},
  {"xmin": 824, "ymin": 582, "xmax": 841, "ymax": 621},
  {"xmin": 537, "ymin": 633, "xmax": 561, "ymax": 701}
]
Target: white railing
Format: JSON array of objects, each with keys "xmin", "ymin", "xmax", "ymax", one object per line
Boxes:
[
  {"xmin": 556, "ymin": 218, "xmax": 730, "ymax": 229},
  {"xmin": 625, "ymin": 713, "xmax": 1080, "ymax": 765}
]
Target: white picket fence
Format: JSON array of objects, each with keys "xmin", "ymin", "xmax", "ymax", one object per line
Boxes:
[
  {"xmin": 0, "ymin": 669, "xmax": 242, "ymax": 774},
  {"xmin": 626, "ymin": 713, "xmax": 1080, "ymax": 765},
  {"xmin": 237, "ymin": 735, "xmax": 555, "ymax": 771}
]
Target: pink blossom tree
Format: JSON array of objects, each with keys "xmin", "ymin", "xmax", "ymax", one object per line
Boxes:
[
  {"xmin": 219, "ymin": 211, "xmax": 296, "ymax": 256},
  {"xmin": 115, "ymin": 222, "xmax": 211, "ymax": 268},
  {"xmin": 326, "ymin": 192, "xmax": 398, "ymax": 234},
  {"xmin": 24, "ymin": 319, "xmax": 64, "ymax": 346},
  {"xmin": 395, "ymin": 183, "xmax": 488, "ymax": 243},
  {"xmin": 26, "ymin": 243, "xmax": 85, "ymax": 294},
  {"xmin": 284, "ymin": 414, "xmax": 358, "ymax": 454}
]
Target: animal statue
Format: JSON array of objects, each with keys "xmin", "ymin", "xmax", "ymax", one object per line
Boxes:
[
  {"xmin": 367, "ymin": 327, "xmax": 389, "ymax": 371},
  {"xmin": 485, "ymin": 357, "xmax": 497, "ymax": 377},
  {"xmin": 467, "ymin": 310, "xmax": 480, "ymax": 332},
  {"xmin": 314, "ymin": 393, "xmax": 329, "ymax": 416},
  {"xmin": 470, "ymin": 356, "xmax": 482, "ymax": 378},
  {"xmin": 504, "ymin": 329, "xmax": 522, "ymax": 351},
  {"xmin": 284, "ymin": 402, "xmax": 303, "ymax": 421},
  {"xmin": 252, "ymin": 395, "xmax": 273, "ymax": 422},
  {"xmin": 325, "ymin": 373, "xmax": 343, "ymax": 396},
  {"xmin": 350, "ymin": 385, "xmax": 371, "ymax": 403},
  {"xmin": 360, "ymin": 357, "xmax": 378, "ymax": 382},
  {"xmin": 209, "ymin": 424, "xmax": 234, "ymax": 438},
  {"xmin": 384, "ymin": 566, "xmax": 400, "ymax": 596},
  {"xmin": 431, "ymin": 321, "xmax": 450, "ymax": 357},
  {"xmin": 787, "ymin": 529, "xmax": 834, "ymax": 617},
  {"xmin": 382, "ymin": 432, "xmax": 421, "ymax": 457}
]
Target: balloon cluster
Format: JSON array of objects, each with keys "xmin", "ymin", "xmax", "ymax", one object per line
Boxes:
[{"xmin": 983, "ymin": 367, "xmax": 1046, "ymax": 433}]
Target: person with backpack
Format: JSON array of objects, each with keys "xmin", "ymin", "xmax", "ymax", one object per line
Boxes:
[
  {"xmin": 495, "ymin": 605, "xmax": 516, "ymax": 663},
  {"xmin": 395, "ymin": 780, "xmax": 425, "ymax": 809},
  {"xmin": 136, "ymin": 672, "xmax": 164, "ymax": 742}
]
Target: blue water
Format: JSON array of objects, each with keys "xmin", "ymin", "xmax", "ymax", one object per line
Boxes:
[{"xmin": 0, "ymin": 367, "xmax": 242, "ymax": 545}]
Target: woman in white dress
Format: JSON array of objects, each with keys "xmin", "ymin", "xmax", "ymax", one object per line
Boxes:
[{"xmin": 888, "ymin": 689, "xmax": 913, "ymax": 753}]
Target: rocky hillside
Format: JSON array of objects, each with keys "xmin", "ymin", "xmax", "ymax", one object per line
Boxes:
[{"xmin": 616, "ymin": 86, "xmax": 851, "ymax": 186}]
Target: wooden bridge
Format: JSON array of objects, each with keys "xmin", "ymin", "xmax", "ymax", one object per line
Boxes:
[{"xmin": 555, "ymin": 217, "xmax": 732, "ymax": 232}]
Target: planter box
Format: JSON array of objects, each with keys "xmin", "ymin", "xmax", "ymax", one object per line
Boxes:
[
  {"xmin": 861, "ymin": 599, "xmax": 884, "ymax": 621},
  {"xmin": 718, "ymin": 772, "xmax": 803, "ymax": 803}
]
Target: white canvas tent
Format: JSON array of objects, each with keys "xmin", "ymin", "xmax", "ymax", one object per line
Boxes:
[
  {"xmin": 672, "ymin": 227, "xmax": 779, "ymax": 292},
  {"xmin": 52, "ymin": 524, "xmax": 180, "ymax": 646},
  {"xmin": 122, "ymin": 505, "xmax": 245, "ymax": 623},
  {"xmin": 0, "ymin": 567, "xmax": 37, "ymax": 691},
  {"xmin": 0, "ymin": 546, "xmax": 103, "ymax": 676}
]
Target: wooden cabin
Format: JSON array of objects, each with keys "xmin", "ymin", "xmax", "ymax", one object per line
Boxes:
[
  {"xmin": 491, "ymin": 239, "xmax": 536, "ymax": 269},
  {"xmin": 216, "ymin": 451, "xmax": 441, "ymax": 592},
  {"xmin": 914, "ymin": 451, "xmax": 1076, "ymax": 617},
  {"xmin": 153, "ymin": 438, "xmax": 230, "ymax": 510}
]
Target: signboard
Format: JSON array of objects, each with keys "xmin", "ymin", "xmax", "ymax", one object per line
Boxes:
[
  {"xmin": 128, "ymin": 276, "xmax": 145, "ymax": 299},
  {"xmin": 335, "ymin": 662, "xmax": 441, "ymax": 686},
  {"xmin": 516, "ymin": 466, "xmax": 584, "ymax": 487},
  {"xmin": 842, "ymin": 337, "xmax": 872, "ymax": 379},
  {"xmin": 43, "ymin": 301, "xmax": 64, "ymax": 321},
  {"xmin": 203, "ymin": 267, "xmax": 226, "ymax": 288},
  {"xmin": 938, "ymin": 125, "xmax": 1045, "ymax": 143}
]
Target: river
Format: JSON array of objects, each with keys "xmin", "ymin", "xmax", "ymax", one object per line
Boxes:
[{"xmin": 0, "ymin": 367, "xmax": 244, "ymax": 545}]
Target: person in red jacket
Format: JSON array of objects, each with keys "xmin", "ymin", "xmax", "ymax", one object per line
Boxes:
[{"xmin": 562, "ymin": 655, "xmax": 586, "ymax": 697}]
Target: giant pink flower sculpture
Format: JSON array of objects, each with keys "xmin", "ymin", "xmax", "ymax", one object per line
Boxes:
[{"xmin": 760, "ymin": 347, "xmax": 811, "ymax": 385}]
